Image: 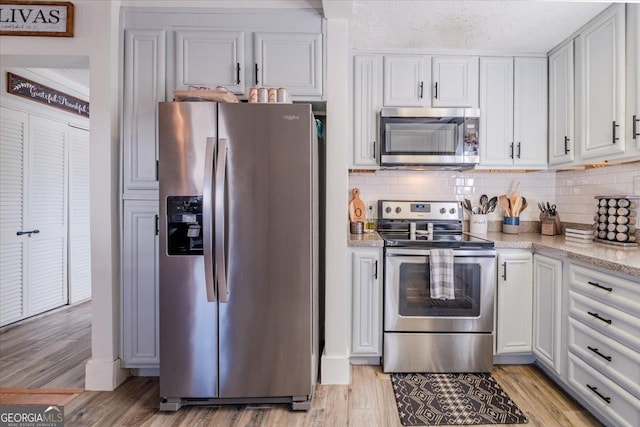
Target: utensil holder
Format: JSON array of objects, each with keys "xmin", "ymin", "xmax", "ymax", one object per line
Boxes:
[
  {"xmin": 502, "ymin": 217, "xmax": 520, "ymax": 234},
  {"xmin": 350, "ymin": 221, "xmax": 364, "ymax": 234},
  {"xmin": 470, "ymin": 214, "xmax": 488, "ymax": 234}
]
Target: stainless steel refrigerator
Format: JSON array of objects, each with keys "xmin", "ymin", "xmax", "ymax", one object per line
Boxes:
[{"xmin": 157, "ymin": 102, "xmax": 319, "ymax": 411}]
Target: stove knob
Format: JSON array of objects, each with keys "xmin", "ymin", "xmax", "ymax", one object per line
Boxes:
[
  {"xmin": 385, "ymin": 207, "xmax": 392, "ymax": 213},
  {"xmin": 395, "ymin": 207, "xmax": 402, "ymax": 214},
  {"xmin": 440, "ymin": 208, "xmax": 446, "ymax": 214},
  {"xmin": 449, "ymin": 208, "xmax": 456, "ymax": 215}
]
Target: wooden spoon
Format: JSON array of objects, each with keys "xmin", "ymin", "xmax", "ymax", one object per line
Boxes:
[
  {"xmin": 512, "ymin": 196, "xmax": 523, "ymax": 217},
  {"xmin": 498, "ymin": 195, "xmax": 510, "ymax": 216}
]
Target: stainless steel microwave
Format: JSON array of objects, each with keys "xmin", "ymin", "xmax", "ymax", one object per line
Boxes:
[{"xmin": 379, "ymin": 107, "xmax": 480, "ymax": 170}]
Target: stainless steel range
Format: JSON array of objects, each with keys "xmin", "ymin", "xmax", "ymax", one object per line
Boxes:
[{"xmin": 377, "ymin": 200, "xmax": 496, "ymax": 373}]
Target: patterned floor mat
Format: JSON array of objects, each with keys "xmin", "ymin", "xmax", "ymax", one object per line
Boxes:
[{"xmin": 391, "ymin": 373, "xmax": 528, "ymax": 426}]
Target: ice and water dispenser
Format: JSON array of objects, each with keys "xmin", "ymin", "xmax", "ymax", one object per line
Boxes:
[{"xmin": 166, "ymin": 196, "xmax": 203, "ymax": 255}]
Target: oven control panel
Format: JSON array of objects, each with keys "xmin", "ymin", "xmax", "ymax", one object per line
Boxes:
[{"xmin": 379, "ymin": 200, "xmax": 462, "ymax": 221}]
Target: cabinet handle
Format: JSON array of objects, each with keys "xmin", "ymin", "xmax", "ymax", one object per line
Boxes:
[
  {"xmin": 155, "ymin": 215, "xmax": 159, "ymax": 236},
  {"xmin": 633, "ymin": 115, "xmax": 639, "ymax": 140},
  {"xmin": 564, "ymin": 136, "xmax": 571, "ymax": 154},
  {"xmin": 374, "ymin": 260, "xmax": 378, "ymax": 280},
  {"xmin": 236, "ymin": 62, "xmax": 241, "ymax": 85},
  {"xmin": 502, "ymin": 262, "xmax": 507, "ymax": 281},
  {"xmin": 434, "ymin": 82, "xmax": 438, "ymax": 99},
  {"xmin": 255, "ymin": 63, "xmax": 259, "ymax": 85},
  {"xmin": 372, "ymin": 141, "xmax": 376, "ymax": 160},
  {"xmin": 419, "ymin": 81, "xmax": 424, "ymax": 99},
  {"xmin": 156, "ymin": 160, "xmax": 159, "ymax": 181},
  {"xmin": 612, "ymin": 121, "xmax": 619, "ymax": 144},
  {"xmin": 16, "ymin": 229, "xmax": 40, "ymax": 237},
  {"xmin": 587, "ymin": 311, "xmax": 612, "ymax": 325},
  {"xmin": 586, "ymin": 384, "xmax": 611, "ymax": 404},
  {"xmin": 587, "ymin": 281, "xmax": 612, "ymax": 292},
  {"xmin": 587, "ymin": 346, "xmax": 612, "ymax": 362},
  {"xmin": 517, "ymin": 142, "xmax": 521, "ymax": 159},
  {"xmin": 509, "ymin": 142, "xmax": 514, "ymax": 159}
]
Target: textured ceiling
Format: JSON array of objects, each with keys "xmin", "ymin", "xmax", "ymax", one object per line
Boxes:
[{"xmin": 349, "ymin": 0, "xmax": 612, "ymax": 53}]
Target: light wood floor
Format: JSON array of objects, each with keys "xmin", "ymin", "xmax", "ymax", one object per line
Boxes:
[{"xmin": 1, "ymin": 303, "xmax": 602, "ymax": 426}]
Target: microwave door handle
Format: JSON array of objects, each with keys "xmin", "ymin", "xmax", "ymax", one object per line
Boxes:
[
  {"xmin": 203, "ymin": 137, "xmax": 217, "ymax": 302},
  {"xmin": 215, "ymin": 138, "xmax": 229, "ymax": 303}
]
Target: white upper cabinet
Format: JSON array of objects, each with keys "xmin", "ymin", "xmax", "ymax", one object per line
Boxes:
[
  {"xmin": 432, "ymin": 56, "xmax": 479, "ymax": 108},
  {"xmin": 627, "ymin": 4, "xmax": 640, "ymax": 152},
  {"xmin": 548, "ymin": 41, "xmax": 575, "ymax": 165},
  {"xmin": 254, "ymin": 32, "xmax": 323, "ymax": 97},
  {"xmin": 575, "ymin": 3, "xmax": 626, "ymax": 160},
  {"xmin": 383, "ymin": 55, "xmax": 479, "ymax": 108},
  {"xmin": 383, "ymin": 55, "xmax": 431, "ymax": 106},
  {"xmin": 123, "ymin": 28, "xmax": 166, "ymax": 196},
  {"xmin": 514, "ymin": 57, "xmax": 548, "ymax": 167},
  {"xmin": 479, "ymin": 57, "xmax": 547, "ymax": 169},
  {"xmin": 175, "ymin": 30, "xmax": 245, "ymax": 94},
  {"xmin": 351, "ymin": 54, "xmax": 383, "ymax": 168}
]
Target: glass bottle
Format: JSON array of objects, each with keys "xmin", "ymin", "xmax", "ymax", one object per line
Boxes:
[{"xmin": 365, "ymin": 204, "xmax": 376, "ymax": 231}]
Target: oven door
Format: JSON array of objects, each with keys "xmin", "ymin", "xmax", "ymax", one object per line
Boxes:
[{"xmin": 384, "ymin": 248, "xmax": 496, "ymax": 333}]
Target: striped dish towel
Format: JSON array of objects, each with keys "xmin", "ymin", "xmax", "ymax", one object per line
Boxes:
[{"xmin": 429, "ymin": 248, "xmax": 455, "ymax": 300}]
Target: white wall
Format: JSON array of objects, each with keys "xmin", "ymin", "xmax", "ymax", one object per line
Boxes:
[{"xmin": 0, "ymin": 0, "xmax": 126, "ymax": 390}]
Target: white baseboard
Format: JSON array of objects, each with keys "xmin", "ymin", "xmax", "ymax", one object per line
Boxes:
[
  {"xmin": 84, "ymin": 358, "xmax": 129, "ymax": 391},
  {"xmin": 320, "ymin": 351, "xmax": 351, "ymax": 384}
]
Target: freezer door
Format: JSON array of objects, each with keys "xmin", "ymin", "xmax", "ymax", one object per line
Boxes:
[
  {"xmin": 217, "ymin": 103, "xmax": 315, "ymax": 398},
  {"xmin": 158, "ymin": 102, "xmax": 218, "ymax": 398}
]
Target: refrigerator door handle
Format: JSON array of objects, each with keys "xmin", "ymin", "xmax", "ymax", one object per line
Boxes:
[
  {"xmin": 203, "ymin": 137, "xmax": 217, "ymax": 302},
  {"xmin": 215, "ymin": 138, "xmax": 230, "ymax": 303}
]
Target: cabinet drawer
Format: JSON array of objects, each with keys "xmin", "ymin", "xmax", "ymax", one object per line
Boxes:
[
  {"xmin": 569, "ymin": 263, "xmax": 640, "ymax": 317},
  {"xmin": 568, "ymin": 317, "xmax": 640, "ymax": 399},
  {"xmin": 569, "ymin": 290, "xmax": 640, "ymax": 353},
  {"xmin": 568, "ymin": 353, "xmax": 640, "ymax": 427}
]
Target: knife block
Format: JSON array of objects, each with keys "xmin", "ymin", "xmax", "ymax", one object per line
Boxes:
[{"xmin": 540, "ymin": 213, "xmax": 560, "ymax": 236}]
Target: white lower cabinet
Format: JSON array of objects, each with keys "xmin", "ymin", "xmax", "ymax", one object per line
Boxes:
[
  {"xmin": 122, "ymin": 200, "xmax": 160, "ymax": 368},
  {"xmin": 495, "ymin": 250, "xmax": 533, "ymax": 355},
  {"xmin": 533, "ymin": 254, "xmax": 563, "ymax": 375},
  {"xmin": 350, "ymin": 247, "xmax": 382, "ymax": 359},
  {"xmin": 566, "ymin": 262, "xmax": 640, "ymax": 426}
]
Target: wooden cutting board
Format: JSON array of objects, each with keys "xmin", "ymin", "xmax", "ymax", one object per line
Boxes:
[{"xmin": 349, "ymin": 188, "xmax": 366, "ymax": 222}]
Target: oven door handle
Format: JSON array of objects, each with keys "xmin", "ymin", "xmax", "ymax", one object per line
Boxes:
[{"xmin": 385, "ymin": 248, "xmax": 496, "ymax": 257}]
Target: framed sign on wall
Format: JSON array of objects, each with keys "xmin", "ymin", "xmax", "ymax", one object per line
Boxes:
[
  {"xmin": 0, "ymin": 1, "xmax": 74, "ymax": 37},
  {"xmin": 7, "ymin": 72, "xmax": 89, "ymax": 117}
]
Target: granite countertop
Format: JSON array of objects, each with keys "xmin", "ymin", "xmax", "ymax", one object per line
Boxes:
[{"xmin": 347, "ymin": 230, "xmax": 640, "ymax": 278}]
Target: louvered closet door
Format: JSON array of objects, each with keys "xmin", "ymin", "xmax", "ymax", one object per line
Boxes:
[
  {"xmin": 0, "ymin": 108, "xmax": 69, "ymax": 326},
  {"xmin": 0, "ymin": 107, "xmax": 28, "ymax": 325},
  {"xmin": 27, "ymin": 115, "xmax": 68, "ymax": 316},
  {"xmin": 68, "ymin": 126, "xmax": 91, "ymax": 303}
]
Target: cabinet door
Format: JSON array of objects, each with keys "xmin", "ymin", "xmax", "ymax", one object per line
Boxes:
[
  {"xmin": 576, "ymin": 4, "xmax": 626, "ymax": 160},
  {"xmin": 123, "ymin": 29, "xmax": 166, "ymax": 195},
  {"xmin": 175, "ymin": 30, "xmax": 245, "ymax": 94},
  {"xmin": 549, "ymin": 41, "xmax": 576, "ymax": 165},
  {"xmin": 352, "ymin": 55, "xmax": 382, "ymax": 168},
  {"xmin": 496, "ymin": 251, "xmax": 533, "ymax": 354},
  {"xmin": 254, "ymin": 32, "xmax": 322, "ymax": 98},
  {"xmin": 351, "ymin": 248, "xmax": 382, "ymax": 356},
  {"xmin": 432, "ymin": 56, "xmax": 479, "ymax": 108},
  {"xmin": 479, "ymin": 57, "xmax": 514, "ymax": 167},
  {"xmin": 513, "ymin": 57, "xmax": 548, "ymax": 167},
  {"xmin": 533, "ymin": 254, "xmax": 563, "ymax": 375},
  {"xmin": 383, "ymin": 55, "xmax": 431, "ymax": 106},
  {"xmin": 628, "ymin": 4, "xmax": 640, "ymax": 150},
  {"xmin": 122, "ymin": 200, "xmax": 160, "ymax": 367},
  {"xmin": 0, "ymin": 110, "xmax": 69, "ymax": 326}
]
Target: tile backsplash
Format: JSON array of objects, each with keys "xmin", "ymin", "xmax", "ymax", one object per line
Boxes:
[{"xmin": 349, "ymin": 162, "xmax": 640, "ymax": 225}]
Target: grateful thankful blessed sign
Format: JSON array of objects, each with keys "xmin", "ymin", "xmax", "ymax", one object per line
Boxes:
[
  {"xmin": 0, "ymin": 1, "xmax": 74, "ymax": 37},
  {"xmin": 7, "ymin": 72, "xmax": 89, "ymax": 117}
]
